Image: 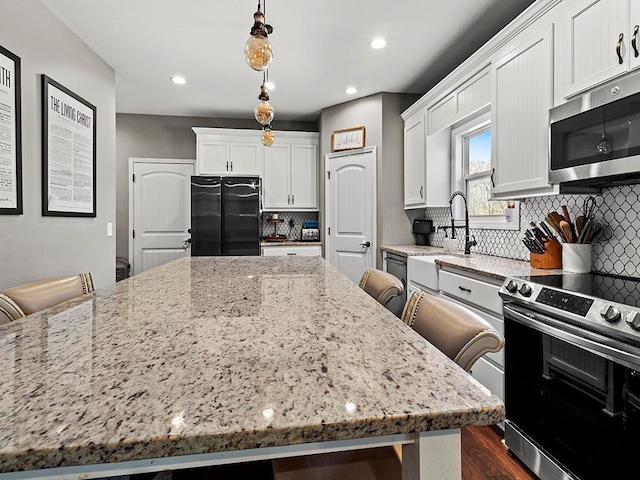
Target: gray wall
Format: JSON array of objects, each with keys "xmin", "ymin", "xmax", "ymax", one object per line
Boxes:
[
  {"xmin": 116, "ymin": 114, "xmax": 317, "ymax": 258},
  {"xmin": 319, "ymin": 93, "xmax": 421, "ymax": 268},
  {"xmin": 0, "ymin": 0, "xmax": 116, "ymax": 290}
]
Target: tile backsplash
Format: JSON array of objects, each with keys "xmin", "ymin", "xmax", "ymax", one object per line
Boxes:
[
  {"xmin": 262, "ymin": 211, "xmax": 318, "ymax": 241},
  {"xmin": 425, "ymin": 184, "xmax": 640, "ymax": 277}
]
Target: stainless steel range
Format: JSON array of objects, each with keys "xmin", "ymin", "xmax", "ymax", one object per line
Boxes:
[{"xmin": 499, "ymin": 273, "xmax": 640, "ymax": 480}]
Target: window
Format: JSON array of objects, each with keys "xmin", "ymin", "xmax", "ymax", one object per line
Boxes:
[{"xmin": 452, "ymin": 111, "xmax": 519, "ymax": 230}]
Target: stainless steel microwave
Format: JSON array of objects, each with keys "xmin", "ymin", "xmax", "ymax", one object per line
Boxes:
[{"xmin": 550, "ymin": 78, "xmax": 640, "ymax": 188}]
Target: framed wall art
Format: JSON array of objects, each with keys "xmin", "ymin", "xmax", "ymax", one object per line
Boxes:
[
  {"xmin": 0, "ymin": 45, "xmax": 22, "ymax": 215},
  {"xmin": 42, "ymin": 75, "xmax": 97, "ymax": 217},
  {"xmin": 331, "ymin": 125, "xmax": 365, "ymax": 152}
]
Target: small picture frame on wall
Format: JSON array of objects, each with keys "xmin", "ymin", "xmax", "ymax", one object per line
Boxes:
[
  {"xmin": 0, "ymin": 45, "xmax": 22, "ymax": 215},
  {"xmin": 331, "ymin": 125, "xmax": 365, "ymax": 152},
  {"xmin": 42, "ymin": 75, "xmax": 97, "ymax": 217}
]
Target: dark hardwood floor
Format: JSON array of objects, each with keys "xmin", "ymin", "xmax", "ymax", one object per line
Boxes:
[
  {"xmin": 461, "ymin": 425, "xmax": 537, "ymax": 480},
  {"xmin": 137, "ymin": 424, "xmax": 538, "ymax": 480}
]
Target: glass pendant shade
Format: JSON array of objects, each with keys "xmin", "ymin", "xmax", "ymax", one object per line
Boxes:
[
  {"xmin": 245, "ymin": 35, "xmax": 273, "ymax": 71},
  {"xmin": 261, "ymin": 126, "xmax": 275, "ymax": 146},
  {"xmin": 254, "ymin": 101, "xmax": 274, "ymax": 125},
  {"xmin": 596, "ymin": 134, "xmax": 612, "ymax": 157}
]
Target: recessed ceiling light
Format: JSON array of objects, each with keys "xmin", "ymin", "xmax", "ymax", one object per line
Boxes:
[
  {"xmin": 170, "ymin": 76, "xmax": 186, "ymax": 85},
  {"xmin": 370, "ymin": 38, "xmax": 387, "ymax": 49},
  {"xmin": 345, "ymin": 86, "xmax": 358, "ymax": 95},
  {"xmin": 265, "ymin": 81, "xmax": 275, "ymax": 90}
]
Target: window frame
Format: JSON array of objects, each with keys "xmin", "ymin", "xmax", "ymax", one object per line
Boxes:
[{"xmin": 451, "ymin": 111, "xmax": 519, "ymax": 231}]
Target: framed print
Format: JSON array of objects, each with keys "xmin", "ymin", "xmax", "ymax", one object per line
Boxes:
[
  {"xmin": 331, "ymin": 125, "xmax": 365, "ymax": 152},
  {"xmin": 42, "ymin": 75, "xmax": 96, "ymax": 217},
  {"xmin": 0, "ymin": 45, "xmax": 22, "ymax": 215}
]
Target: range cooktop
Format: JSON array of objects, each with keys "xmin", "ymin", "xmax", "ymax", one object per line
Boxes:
[
  {"xmin": 515, "ymin": 273, "xmax": 640, "ymax": 309},
  {"xmin": 500, "ymin": 272, "xmax": 640, "ymax": 346}
]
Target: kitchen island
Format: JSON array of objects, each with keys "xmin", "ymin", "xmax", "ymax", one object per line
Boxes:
[{"xmin": 0, "ymin": 256, "xmax": 503, "ymax": 479}]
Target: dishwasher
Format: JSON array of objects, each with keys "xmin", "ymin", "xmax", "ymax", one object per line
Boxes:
[{"xmin": 384, "ymin": 252, "xmax": 407, "ymax": 317}]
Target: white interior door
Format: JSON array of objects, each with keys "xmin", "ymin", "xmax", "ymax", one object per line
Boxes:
[
  {"xmin": 130, "ymin": 159, "xmax": 195, "ymax": 275},
  {"xmin": 326, "ymin": 147, "xmax": 376, "ymax": 284}
]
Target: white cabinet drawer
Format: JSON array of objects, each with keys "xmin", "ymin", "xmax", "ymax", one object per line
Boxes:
[
  {"xmin": 470, "ymin": 357, "xmax": 504, "ymax": 401},
  {"xmin": 261, "ymin": 245, "xmax": 322, "ymax": 257},
  {"xmin": 439, "ymin": 270, "xmax": 502, "ymax": 315}
]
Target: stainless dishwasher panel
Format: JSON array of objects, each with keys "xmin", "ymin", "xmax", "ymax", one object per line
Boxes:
[{"xmin": 385, "ymin": 252, "xmax": 407, "ymax": 318}]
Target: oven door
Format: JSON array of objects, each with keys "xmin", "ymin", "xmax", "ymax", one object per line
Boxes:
[{"xmin": 504, "ymin": 304, "xmax": 640, "ymax": 480}]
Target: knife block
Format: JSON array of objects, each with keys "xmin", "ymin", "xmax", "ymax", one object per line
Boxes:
[{"xmin": 529, "ymin": 237, "xmax": 562, "ymax": 269}]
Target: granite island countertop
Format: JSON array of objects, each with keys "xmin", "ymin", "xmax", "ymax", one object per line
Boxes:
[{"xmin": 0, "ymin": 256, "xmax": 503, "ymax": 476}]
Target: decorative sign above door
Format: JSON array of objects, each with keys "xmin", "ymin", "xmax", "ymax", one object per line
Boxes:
[{"xmin": 332, "ymin": 125, "xmax": 365, "ymax": 152}]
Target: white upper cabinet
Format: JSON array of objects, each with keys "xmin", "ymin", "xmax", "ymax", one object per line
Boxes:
[
  {"xmin": 403, "ymin": 110, "xmax": 451, "ymax": 209},
  {"xmin": 403, "ymin": 112, "xmax": 427, "ymax": 208},
  {"xmin": 632, "ymin": 0, "xmax": 640, "ymax": 71},
  {"xmin": 262, "ymin": 132, "xmax": 319, "ymax": 210},
  {"xmin": 290, "ymin": 144, "xmax": 318, "ymax": 209},
  {"xmin": 428, "ymin": 67, "xmax": 491, "ymax": 134},
  {"xmin": 263, "ymin": 144, "xmax": 291, "ymax": 208},
  {"xmin": 557, "ymin": 0, "xmax": 640, "ymax": 100},
  {"xmin": 492, "ymin": 23, "xmax": 558, "ymax": 198},
  {"xmin": 193, "ymin": 128, "xmax": 263, "ymax": 176}
]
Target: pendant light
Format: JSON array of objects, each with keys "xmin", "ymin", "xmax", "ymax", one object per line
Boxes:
[
  {"xmin": 596, "ymin": 104, "xmax": 612, "ymax": 157},
  {"xmin": 254, "ymin": 73, "xmax": 274, "ymax": 125},
  {"xmin": 261, "ymin": 124, "xmax": 275, "ymax": 146},
  {"xmin": 244, "ymin": 1, "xmax": 273, "ymax": 71}
]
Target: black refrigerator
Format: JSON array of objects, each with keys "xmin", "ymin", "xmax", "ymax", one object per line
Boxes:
[{"xmin": 191, "ymin": 176, "xmax": 261, "ymax": 256}]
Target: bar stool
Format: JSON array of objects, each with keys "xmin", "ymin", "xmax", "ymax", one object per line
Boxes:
[
  {"xmin": 0, "ymin": 273, "xmax": 95, "ymax": 325},
  {"xmin": 401, "ymin": 291, "xmax": 504, "ymax": 371},
  {"xmin": 358, "ymin": 267, "xmax": 403, "ymax": 307}
]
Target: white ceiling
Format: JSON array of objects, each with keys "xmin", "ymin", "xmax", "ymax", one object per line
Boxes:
[{"xmin": 41, "ymin": 0, "xmax": 536, "ymax": 123}]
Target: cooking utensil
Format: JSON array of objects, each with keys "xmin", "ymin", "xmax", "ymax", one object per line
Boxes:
[
  {"xmin": 561, "ymin": 205, "xmax": 578, "ymax": 241},
  {"xmin": 582, "ymin": 196, "xmax": 596, "ymax": 220},
  {"xmin": 546, "ymin": 213, "xmax": 566, "ymax": 242},
  {"xmin": 539, "ymin": 221, "xmax": 556, "ymax": 240},
  {"xmin": 575, "ymin": 215, "xmax": 585, "ymax": 236},
  {"xmin": 559, "ymin": 220, "xmax": 574, "ymax": 243},
  {"xmin": 529, "ymin": 222, "xmax": 547, "ymax": 242},
  {"xmin": 525, "ymin": 230, "xmax": 545, "ymax": 252}
]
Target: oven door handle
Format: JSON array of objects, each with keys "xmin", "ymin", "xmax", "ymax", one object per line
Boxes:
[{"xmin": 504, "ymin": 304, "xmax": 640, "ymax": 371}]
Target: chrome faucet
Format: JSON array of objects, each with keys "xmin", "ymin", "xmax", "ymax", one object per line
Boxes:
[{"xmin": 449, "ymin": 191, "xmax": 477, "ymax": 255}]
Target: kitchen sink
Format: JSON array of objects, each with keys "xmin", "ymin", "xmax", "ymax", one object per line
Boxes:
[{"xmin": 407, "ymin": 255, "xmax": 461, "ymax": 294}]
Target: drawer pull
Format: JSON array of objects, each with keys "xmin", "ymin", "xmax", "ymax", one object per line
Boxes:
[
  {"xmin": 458, "ymin": 286, "xmax": 472, "ymax": 293},
  {"xmin": 287, "ymin": 253, "xmax": 297, "ymax": 255}
]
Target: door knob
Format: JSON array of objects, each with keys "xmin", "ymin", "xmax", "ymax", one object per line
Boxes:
[
  {"xmin": 183, "ymin": 238, "xmax": 192, "ymax": 249},
  {"xmin": 360, "ymin": 241, "xmax": 371, "ymax": 248}
]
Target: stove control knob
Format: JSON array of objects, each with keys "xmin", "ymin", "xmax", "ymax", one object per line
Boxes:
[
  {"xmin": 505, "ymin": 280, "xmax": 518, "ymax": 293},
  {"xmin": 626, "ymin": 312, "xmax": 640, "ymax": 330},
  {"xmin": 600, "ymin": 305, "xmax": 621, "ymax": 323},
  {"xmin": 519, "ymin": 284, "xmax": 533, "ymax": 297}
]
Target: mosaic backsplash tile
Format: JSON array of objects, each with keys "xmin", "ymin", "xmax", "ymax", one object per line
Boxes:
[
  {"xmin": 424, "ymin": 184, "xmax": 640, "ymax": 277},
  {"xmin": 261, "ymin": 211, "xmax": 318, "ymax": 241}
]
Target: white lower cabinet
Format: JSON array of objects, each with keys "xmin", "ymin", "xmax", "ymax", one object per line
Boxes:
[
  {"xmin": 438, "ymin": 269, "xmax": 505, "ymax": 401},
  {"xmin": 261, "ymin": 245, "xmax": 322, "ymax": 257}
]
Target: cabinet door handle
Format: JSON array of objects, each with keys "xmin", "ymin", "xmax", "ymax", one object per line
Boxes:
[
  {"xmin": 230, "ymin": 161, "xmax": 233, "ymax": 171},
  {"xmin": 419, "ymin": 185, "xmax": 424, "ymax": 199},
  {"xmin": 616, "ymin": 33, "xmax": 624, "ymax": 64},
  {"xmin": 291, "ymin": 194, "xmax": 295, "ymax": 205},
  {"xmin": 633, "ymin": 25, "xmax": 639, "ymax": 58},
  {"xmin": 491, "ymin": 168, "xmax": 495, "ymax": 188},
  {"xmin": 458, "ymin": 286, "xmax": 472, "ymax": 293},
  {"xmin": 226, "ymin": 161, "xmax": 229, "ymax": 171},
  {"xmin": 287, "ymin": 194, "xmax": 290, "ymax": 205}
]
